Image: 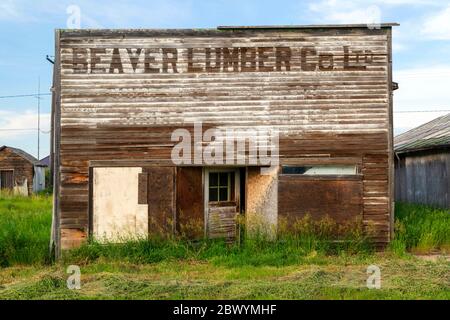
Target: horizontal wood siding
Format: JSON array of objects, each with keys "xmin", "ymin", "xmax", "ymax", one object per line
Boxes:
[
  {"xmin": 0, "ymin": 148, "xmax": 34, "ymax": 195},
  {"xmin": 56, "ymin": 27, "xmax": 392, "ymax": 248}
]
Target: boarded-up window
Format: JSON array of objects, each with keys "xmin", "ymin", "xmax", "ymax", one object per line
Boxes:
[
  {"xmin": 0, "ymin": 170, "xmax": 13, "ymax": 189},
  {"xmin": 278, "ymin": 175, "xmax": 362, "ymax": 224}
]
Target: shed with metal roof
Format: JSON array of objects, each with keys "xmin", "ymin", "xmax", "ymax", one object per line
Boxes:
[
  {"xmin": 394, "ymin": 114, "xmax": 450, "ymax": 208},
  {"xmin": 0, "ymin": 146, "xmax": 47, "ymax": 195}
]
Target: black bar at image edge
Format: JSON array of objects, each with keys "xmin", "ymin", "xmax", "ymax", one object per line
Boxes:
[{"xmin": 0, "ymin": 300, "xmax": 444, "ymax": 318}]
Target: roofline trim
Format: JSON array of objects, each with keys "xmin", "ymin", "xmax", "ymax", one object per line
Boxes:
[
  {"xmin": 0, "ymin": 145, "xmax": 40, "ymax": 165},
  {"xmin": 217, "ymin": 23, "xmax": 400, "ymax": 29},
  {"xmin": 57, "ymin": 23, "xmax": 400, "ymax": 34},
  {"xmin": 395, "ymin": 144, "xmax": 450, "ymax": 155}
]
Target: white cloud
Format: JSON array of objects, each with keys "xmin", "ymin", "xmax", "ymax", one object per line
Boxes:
[
  {"xmin": 0, "ymin": 0, "xmax": 193, "ymax": 28},
  {"xmin": 0, "ymin": 110, "xmax": 50, "ymax": 139},
  {"xmin": 0, "ymin": 0, "xmax": 26, "ymax": 21},
  {"xmin": 391, "ymin": 28, "xmax": 409, "ymax": 52},
  {"xmin": 422, "ymin": 5, "xmax": 450, "ymax": 40},
  {"xmin": 308, "ymin": 0, "xmax": 442, "ymax": 24},
  {"xmin": 393, "ymin": 65, "xmax": 450, "ymax": 132},
  {"xmin": 308, "ymin": 0, "xmax": 381, "ymax": 25}
]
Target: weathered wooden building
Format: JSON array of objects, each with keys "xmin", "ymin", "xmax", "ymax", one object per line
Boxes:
[
  {"xmin": 51, "ymin": 24, "xmax": 397, "ymax": 254},
  {"xmin": 0, "ymin": 146, "xmax": 46, "ymax": 195},
  {"xmin": 395, "ymin": 113, "xmax": 450, "ymax": 208}
]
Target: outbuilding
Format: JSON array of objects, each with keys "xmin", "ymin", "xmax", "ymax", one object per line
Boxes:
[
  {"xmin": 0, "ymin": 145, "xmax": 47, "ymax": 195},
  {"xmin": 394, "ymin": 113, "xmax": 450, "ymax": 208},
  {"xmin": 50, "ymin": 24, "xmax": 398, "ymax": 254}
]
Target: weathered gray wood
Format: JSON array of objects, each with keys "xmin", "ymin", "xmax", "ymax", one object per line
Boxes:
[{"xmin": 395, "ymin": 150, "xmax": 449, "ymax": 209}]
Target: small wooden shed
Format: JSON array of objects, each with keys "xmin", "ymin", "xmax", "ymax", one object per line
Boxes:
[
  {"xmin": 0, "ymin": 145, "xmax": 47, "ymax": 195},
  {"xmin": 51, "ymin": 24, "xmax": 398, "ymax": 254},
  {"xmin": 395, "ymin": 114, "xmax": 450, "ymax": 208}
]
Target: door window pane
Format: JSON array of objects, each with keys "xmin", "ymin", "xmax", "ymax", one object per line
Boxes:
[
  {"xmin": 209, "ymin": 172, "xmax": 218, "ymax": 187},
  {"xmin": 219, "ymin": 172, "xmax": 228, "ymax": 186},
  {"xmin": 209, "ymin": 171, "xmax": 233, "ymax": 202},
  {"xmin": 209, "ymin": 187, "xmax": 218, "ymax": 202},
  {"xmin": 219, "ymin": 187, "xmax": 228, "ymax": 201}
]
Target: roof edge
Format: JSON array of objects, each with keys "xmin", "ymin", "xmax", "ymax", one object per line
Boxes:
[
  {"xmin": 217, "ymin": 23, "xmax": 400, "ymax": 29},
  {"xmin": 56, "ymin": 23, "xmax": 400, "ymax": 34},
  {"xmin": 0, "ymin": 145, "xmax": 40, "ymax": 165},
  {"xmin": 395, "ymin": 144, "xmax": 450, "ymax": 155}
]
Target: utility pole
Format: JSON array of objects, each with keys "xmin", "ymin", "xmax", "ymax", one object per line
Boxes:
[{"xmin": 37, "ymin": 77, "xmax": 40, "ymax": 160}]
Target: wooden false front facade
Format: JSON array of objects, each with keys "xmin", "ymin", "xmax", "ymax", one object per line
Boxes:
[{"xmin": 51, "ymin": 25, "xmax": 396, "ymax": 254}]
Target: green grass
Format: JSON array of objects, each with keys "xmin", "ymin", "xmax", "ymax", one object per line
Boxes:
[
  {"xmin": 390, "ymin": 202, "xmax": 450, "ymax": 255},
  {"xmin": 0, "ymin": 192, "xmax": 52, "ymax": 267},
  {"xmin": 0, "ymin": 255, "xmax": 448, "ymax": 299},
  {"xmin": 65, "ymin": 220, "xmax": 373, "ymax": 268},
  {"xmin": 0, "ymin": 194, "xmax": 449, "ymax": 299}
]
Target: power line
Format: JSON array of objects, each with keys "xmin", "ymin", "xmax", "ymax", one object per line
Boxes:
[
  {"xmin": 0, "ymin": 93, "xmax": 51, "ymax": 99},
  {"xmin": 0, "ymin": 128, "xmax": 50, "ymax": 133},
  {"xmin": 394, "ymin": 109, "xmax": 450, "ymax": 113}
]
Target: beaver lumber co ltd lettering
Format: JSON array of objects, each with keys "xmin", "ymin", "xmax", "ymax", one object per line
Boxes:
[{"xmin": 70, "ymin": 46, "xmax": 374, "ymax": 74}]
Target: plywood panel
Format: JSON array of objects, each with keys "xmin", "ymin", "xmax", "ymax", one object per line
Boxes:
[
  {"xmin": 93, "ymin": 167, "xmax": 148, "ymax": 241},
  {"xmin": 246, "ymin": 167, "xmax": 278, "ymax": 237}
]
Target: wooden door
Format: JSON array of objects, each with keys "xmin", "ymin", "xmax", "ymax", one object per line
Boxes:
[
  {"xmin": 205, "ymin": 169, "xmax": 240, "ymax": 240},
  {"xmin": 0, "ymin": 170, "xmax": 13, "ymax": 189},
  {"xmin": 146, "ymin": 167, "xmax": 176, "ymax": 236}
]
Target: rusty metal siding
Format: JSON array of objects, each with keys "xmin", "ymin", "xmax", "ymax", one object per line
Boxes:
[{"xmin": 55, "ymin": 27, "xmax": 393, "ymax": 248}]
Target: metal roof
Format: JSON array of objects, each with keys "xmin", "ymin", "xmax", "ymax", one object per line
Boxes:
[
  {"xmin": 39, "ymin": 155, "xmax": 50, "ymax": 167},
  {"xmin": 394, "ymin": 113, "xmax": 450, "ymax": 154}
]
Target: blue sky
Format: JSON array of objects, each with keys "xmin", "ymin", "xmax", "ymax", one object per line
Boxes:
[{"xmin": 1, "ymin": 0, "xmax": 450, "ymax": 158}]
